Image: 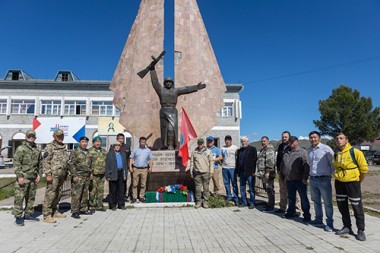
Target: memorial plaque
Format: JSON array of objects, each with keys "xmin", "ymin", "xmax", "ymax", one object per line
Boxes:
[
  {"xmin": 152, "ymin": 150, "xmax": 186, "ymax": 172},
  {"xmin": 146, "ymin": 150, "xmax": 194, "ymax": 191}
]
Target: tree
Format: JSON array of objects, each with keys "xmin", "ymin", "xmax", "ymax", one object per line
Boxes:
[{"xmin": 314, "ymin": 85, "xmax": 380, "ymax": 145}]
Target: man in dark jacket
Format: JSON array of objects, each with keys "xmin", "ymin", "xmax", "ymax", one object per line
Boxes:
[
  {"xmin": 281, "ymin": 136, "xmax": 311, "ymax": 222},
  {"xmin": 276, "ymin": 131, "xmax": 291, "ymax": 213},
  {"xmin": 236, "ymin": 136, "xmax": 257, "ymax": 209},
  {"xmin": 105, "ymin": 141, "xmax": 128, "ymax": 210},
  {"xmin": 109, "ymin": 133, "xmax": 131, "ymax": 200}
]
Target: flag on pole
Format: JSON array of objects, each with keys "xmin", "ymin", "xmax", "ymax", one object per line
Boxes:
[{"xmin": 178, "ymin": 107, "xmax": 197, "ymax": 167}]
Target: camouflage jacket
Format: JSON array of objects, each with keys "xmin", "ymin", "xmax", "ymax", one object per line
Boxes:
[
  {"xmin": 69, "ymin": 147, "xmax": 91, "ymax": 177},
  {"xmin": 256, "ymin": 144, "xmax": 276, "ymax": 177},
  {"xmin": 14, "ymin": 141, "xmax": 42, "ymax": 179},
  {"xmin": 43, "ymin": 141, "xmax": 68, "ymax": 177},
  {"xmin": 88, "ymin": 147, "xmax": 107, "ymax": 175}
]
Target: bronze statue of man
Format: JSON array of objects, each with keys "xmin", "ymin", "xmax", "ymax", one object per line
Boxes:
[{"xmin": 149, "ymin": 64, "xmax": 206, "ymax": 150}]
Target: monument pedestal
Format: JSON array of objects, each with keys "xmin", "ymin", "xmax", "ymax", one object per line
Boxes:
[{"xmin": 146, "ymin": 150, "xmax": 194, "ymax": 191}]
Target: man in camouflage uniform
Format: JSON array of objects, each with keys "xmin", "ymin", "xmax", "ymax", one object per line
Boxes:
[
  {"xmin": 42, "ymin": 129, "xmax": 69, "ymax": 223},
  {"xmin": 69, "ymin": 136, "xmax": 92, "ymax": 219},
  {"xmin": 256, "ymin": 136, "xmax": 276, "ymax": 212},
  {"xmin": 12, "ymin": 130, "xmax": 42, "ymax": 226},
  {"xmin": 89, "ymin": 136, "xmax": 107, "ymax": 212}
]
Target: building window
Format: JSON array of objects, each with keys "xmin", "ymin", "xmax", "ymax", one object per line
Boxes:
[
  {"xmin": 62, "ymin": 73, "xmax": 68, "ymax": 82},
  {"xmin": 12, "ymin": 72, "xmax": 20, "ymax": 80},
  {"xmin": 64, "ymin": 100, "xmax": 86, "ymax": 115},
  {"xmin": 0, "ymin": 99, "xmax": 7, "ymax": 114},
  {"xmin": 11, "ymin": 99, "xmax": 35, "ymax": 114},
  {"xmin": 92, "ymin": 101, "xmax": 113, "ymax": 116},
  {"xmin": 217, "ymin": 102, "xmax": 233, "ymax": 117},
  {"xmin": 41, "ymin": 100, "xmax": 61, "ymax": 115}
]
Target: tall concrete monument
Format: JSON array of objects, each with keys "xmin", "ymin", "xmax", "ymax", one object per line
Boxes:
[
  {"xmin": 110, "ymin": 0, "xmax": 226, "ymax": 151},
  {"xmin": 110, "ymin": 0, "xmax": 164, "ymax": 149}
]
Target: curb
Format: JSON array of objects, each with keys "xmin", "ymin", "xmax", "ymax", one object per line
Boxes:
[{"xmin": 0, "ymin": 202, "xmax": 195, "ymax": 210}]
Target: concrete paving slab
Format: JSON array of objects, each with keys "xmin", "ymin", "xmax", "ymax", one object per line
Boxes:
[{"xmin": 1, "ymin": 205, "xmax": 380, "ymax": 253}]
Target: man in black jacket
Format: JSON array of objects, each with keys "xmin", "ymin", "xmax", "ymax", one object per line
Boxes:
[
  {"xmin": 236, "ymin": 136, "xmax": 257, "ymax": 209},
  {"xmin": 105, "ymin": 141, "xmax": 128, "ymax": 210},
  {"xmin": 276, "ymin": 131, "xmax": 291, "ymax": 213}
]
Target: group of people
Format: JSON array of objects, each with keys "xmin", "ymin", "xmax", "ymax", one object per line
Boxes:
[
  {"xmin": 189, "ymin": 131, "xmax": 368, "ymax": 241},
  {"xmin": 11, "ymin": 128, "xmax": 368, "ymax": 241},
  {"xmin": 12, "ymin": 130, "xmax": 153, "ymax": 226}
]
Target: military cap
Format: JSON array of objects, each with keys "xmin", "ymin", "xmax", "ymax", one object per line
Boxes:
[
  {"xmin": 197, "ymin": 138, "xmax": 204, "ymax": 144},
  {"xmin": 25, "ymin": 129, "xmax": 36, "ymax": 136},
  {"xmin": 92, "ymin": 136, "xmax": 102, "ymax": 142},
  {"xmin": 53, "ymin": 129, "xmax": 64, "ymax": 136},
  {"xmin": 79, "ymin": 136, "xmax": 89, "ymax": 141}
]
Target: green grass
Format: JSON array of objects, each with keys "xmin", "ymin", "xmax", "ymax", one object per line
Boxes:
[
  {"xmin": 332, "ymin": 198, "xmax": 380, "ymax": 218},
  {"xmin": 208, "ymin": 195, "xmax": 235, "ymax": 208},
  {"xmin": 0, "ymin": 177, "xmax": 47, "ymax": 201},
  {"xmin": 364, "ymin": 208, "xmax": 380, "ymax": 218},
  {"xmin": 0, "ymin": 178, "xmax": 15, "ymax": 200}
]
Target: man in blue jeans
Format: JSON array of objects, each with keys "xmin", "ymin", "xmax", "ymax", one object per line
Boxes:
[
  {"xmin": 221, "ymin": 135, "xmax": 238, "ymax": 205},
  {"xmin": 236, "ymin": 136, "xmax": 257, "ymax": 209},
  {"xmin": 281, "ymin": 136, "xmax": 311, "ymax": 222},
  {"xmin": 307, "ymin": 131, "xmax": 335, "ymax": 232}
]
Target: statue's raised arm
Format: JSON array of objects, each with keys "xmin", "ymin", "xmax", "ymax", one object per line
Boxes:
[{"xmin": 140, "ymin": 51, "xmax": 206, "ymax": 150}]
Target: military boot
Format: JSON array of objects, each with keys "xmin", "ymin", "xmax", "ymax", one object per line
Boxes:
[
  {"xmin": 43, "ymin": 216, "xmax": 57, "ymax": 224},
  {"xmin": 53, "ymin": 211, "xmax": 66, "ymax": 218},
  {"xmin": 71, "ymin": 212, "xmax": 80, "ymax": 219}
]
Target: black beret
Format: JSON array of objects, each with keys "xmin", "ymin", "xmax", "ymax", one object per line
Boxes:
[{"xmin": 79, "ymin": 136, "xmax": 89, "ymax": 141}]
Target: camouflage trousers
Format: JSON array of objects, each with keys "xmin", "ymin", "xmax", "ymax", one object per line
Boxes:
[
  {"xmin": 89, "ymin": 174, "xmax": 105, "ymax": 209},
  {"xmin": 12, "ymin": 178, "xmax": 37, "ymax": 218},
  {"xmin": 71, "ymin": 175, "xmax": 90, "ymax": 213},
  {"xmin": 43, "ymin": 176, "xmax": 65, "ymax": 217}
]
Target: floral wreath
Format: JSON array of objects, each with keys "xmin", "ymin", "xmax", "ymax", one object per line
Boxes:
[{"xmin": 157, "ymin": 184, "xmax": 189, "ymax": 195}]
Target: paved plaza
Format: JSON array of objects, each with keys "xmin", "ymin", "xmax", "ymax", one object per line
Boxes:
[{"xmin": 1, "ymin": 203, "xmax": 380, "ymax": 253}]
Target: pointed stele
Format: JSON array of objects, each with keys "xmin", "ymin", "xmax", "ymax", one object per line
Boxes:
[
  {"xmin": 110, "ymin": 0, "xmax": 164, "ymax": 146},
  {"xmin": 175, "ymin": 0, "xmax": 226, "ymax": 142}
]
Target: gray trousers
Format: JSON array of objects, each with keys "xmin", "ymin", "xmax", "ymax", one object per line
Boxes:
[{"xmin": 194, "ymin": 172, "xmax": 210, "ymax": 204}]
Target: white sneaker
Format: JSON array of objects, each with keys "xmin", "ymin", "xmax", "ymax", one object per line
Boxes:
[{"xmin": 324, "ymin": 225, "xmax": 334, "ymax": 232}]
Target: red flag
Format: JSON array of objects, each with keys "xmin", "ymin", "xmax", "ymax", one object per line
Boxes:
[{"xmin": 178, "ymin": 107, "xmax": 197, "ymax": 167}]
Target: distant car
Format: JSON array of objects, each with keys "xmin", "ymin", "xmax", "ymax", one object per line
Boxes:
[
  {"xmin": 364, "ymin": 150, "xmax": 377, "ymax": 166},
  {"xmin": 373, "ymin": 151, "xmax": 380, "ymax": 165}
]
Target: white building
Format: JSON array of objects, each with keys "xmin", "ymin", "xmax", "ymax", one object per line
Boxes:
[{"xmin": 0, "ymin": 69, "xmax": 243, "ymax": 157}]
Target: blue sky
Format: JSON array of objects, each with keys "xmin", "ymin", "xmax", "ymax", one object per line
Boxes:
[{"xmin": 1, "ymin": 0, "xmax": 379, "ymax": 141}]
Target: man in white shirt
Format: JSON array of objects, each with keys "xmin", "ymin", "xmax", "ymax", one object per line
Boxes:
[{"xmin": 221, "ymin": 135, "xmax": 238, "ymax": 205}]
